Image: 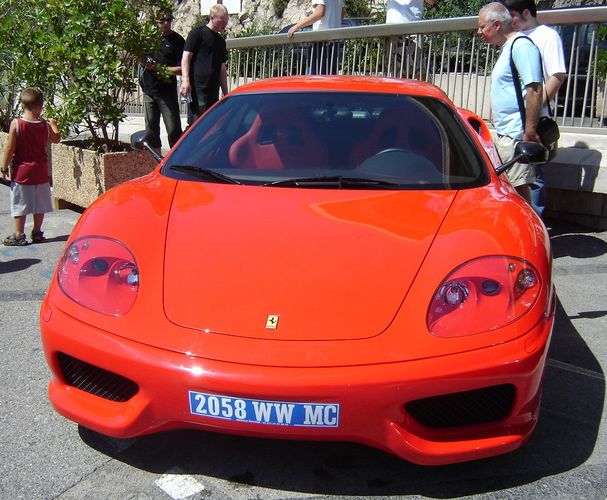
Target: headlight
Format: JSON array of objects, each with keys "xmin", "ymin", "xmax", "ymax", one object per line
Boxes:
[
  {"xmin": 58, "ymin": 236, "xmax": 139, "ymax": 316},
  {"xmin": 427, "ymin": 256, "xmax": 540, "ymax": 337}
]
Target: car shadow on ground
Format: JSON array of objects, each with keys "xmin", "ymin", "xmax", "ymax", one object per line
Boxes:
[
  {"xmin": 79, "ymin": 299, "xmax": 605, "ymax": 497},
  {"xmin": 547, "ymin": 220, "xmax": 607, "ymax": 259},
  {"xmin": 0, "ymin": 258, "xmax": 41, "ymax": 274}
]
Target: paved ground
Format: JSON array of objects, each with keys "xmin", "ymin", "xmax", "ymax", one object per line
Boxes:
[{"xmin": 0, "ymin": 179, "xmax": 606, "ymax": 499}]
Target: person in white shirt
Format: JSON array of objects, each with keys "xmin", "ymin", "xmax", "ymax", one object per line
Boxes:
[
  {"xmin": 500, "ymin": 0, "xmax": 566, "ymax": 215},
  {"xmin": 386, "ymin": 0, "xmax": 436, "ymax": 23},
  {"xmin": 500, "ymin": 0, "xmax": 565, "ymax": 111},
  {"xmin": 385, "ymin": 0, "xmax": 437, "ymax": 79},
  {"xmin": 288, "ymin": 0, "xmax": 345, "ymax": 74}
]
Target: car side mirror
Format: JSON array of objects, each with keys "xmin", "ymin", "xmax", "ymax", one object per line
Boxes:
[
  {"xmin": 495, "ymin": 141, "xmax": 548, "ymax": 175},
  {"xmin": 130, "ymin": 131, "xmax": 163, "ymax": 163}
]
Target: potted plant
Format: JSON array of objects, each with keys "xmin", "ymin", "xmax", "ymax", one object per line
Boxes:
[{"xmin": 37, "ymin": 0, "xmax": 172, "ymax": 207}]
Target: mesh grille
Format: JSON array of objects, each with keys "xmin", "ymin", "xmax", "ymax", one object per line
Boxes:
[
  {"xmin": 405, "ymin": 384, "xmax": 515, "ymax": 428},
  {"xmin": 57, "ymin": 352, "xmax": 139, "ymax": 402}
]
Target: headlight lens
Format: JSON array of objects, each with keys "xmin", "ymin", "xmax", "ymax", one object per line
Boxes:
[
  {"xmin": 58, "ymin": 236, "xmax": 139, "ymax": 316},
  {"xmin": 427, "ymin": 256, "xmax": 540, "ymax": 337}
]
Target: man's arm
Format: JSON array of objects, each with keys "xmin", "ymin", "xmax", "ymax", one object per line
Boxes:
[
  {"xmin": 544, "ymin": 73, "xmax": 565, "ymax": 106},
  {"xmin": 180, "ymin": 51, "xmax": 193, "ymax": 95},
  {"xmin": 288, "ymin": 4, "xmax": 325, "ymax": 38},
  {"xmin": 523, "ymin": 82, "xmax": 543, "ymax": 143},
  {"xmin": 168, "ymin": 64, "xmax": 182, "ymax": 75}
]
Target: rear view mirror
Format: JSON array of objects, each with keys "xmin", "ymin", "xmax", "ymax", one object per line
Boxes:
[
  {"xmin": 130, "ymin": 130, "xmax": 163, "ymax": 163},
  {"xmin": 495, "ymin": 141, "xmax": 548, "ymax": 175}
]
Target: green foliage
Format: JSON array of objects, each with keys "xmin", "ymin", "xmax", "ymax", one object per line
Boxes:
[
  {"xmin": 0, "ymin": 0, "xmax": 171, "ymax": 147},
  {"xmin": 43, "ymin": 0, "xmax": 172, "ymax": 147},
  {"xmin": 344, "ymin": 0, "xmax": 371, "ymax": 18},
  {"xmin": 192, "ymin": 13, "xmax": 207, "ymax": 28},
  {"xmin": 236, "ymin": 22, "xmax": 276, "ymax": 38},
  {"xmin": 424, "ymin": 0, "xmax": 485, "ymax": 19},
  {"xmin": 0, "ymin": 0, "xmax": 51, "ymax": 131},
  {"xmin": 597, "ymin": 25, "xmax": 607, "ymax": 79},
  {"xmin": 273, "ymin": 0, "xmax": 289, "ymax": 18}
]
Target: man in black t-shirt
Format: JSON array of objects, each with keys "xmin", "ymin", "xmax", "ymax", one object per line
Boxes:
[
  {"xmin": 180, "ymin": 4, "xmax": 229, "ymax": 124},
  {"xmin": 140, "ymin": 11, "xmax": 185, "ymax": 149}
]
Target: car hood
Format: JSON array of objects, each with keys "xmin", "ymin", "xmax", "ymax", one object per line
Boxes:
[{"xmin": 163, "ymin": 183, "xmax": 455, "ymax": 341}]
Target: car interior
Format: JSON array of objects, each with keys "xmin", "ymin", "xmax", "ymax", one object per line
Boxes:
[{"xmin": 164, "ymin": 91, "xmax": 489, "ymax": 189}]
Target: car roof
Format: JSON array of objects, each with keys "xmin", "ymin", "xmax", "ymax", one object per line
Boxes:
[{"xmin": 228, "ymin": 76, "xmax": 450, "ymax": 101}]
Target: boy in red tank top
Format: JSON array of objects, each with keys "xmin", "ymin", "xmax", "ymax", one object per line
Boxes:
[{"xmin": 1, "ymin": 88, "xmax": 61, "ymax": 245}]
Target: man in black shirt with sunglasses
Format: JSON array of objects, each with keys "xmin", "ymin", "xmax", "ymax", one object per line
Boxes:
[{"xmin": 140, "ymin": 11, "xmax": 185, "ymax": 150}]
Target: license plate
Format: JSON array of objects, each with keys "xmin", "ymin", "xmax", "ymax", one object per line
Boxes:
[{"xmin": 188, "ymin": 391, "xmax": 339, "ymax": 427}]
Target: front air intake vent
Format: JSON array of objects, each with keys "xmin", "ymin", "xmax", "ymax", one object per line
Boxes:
[
  {"xmin": 57, "ymin": 352, "xmax": 139, "ymax": 402},
  {"xmin": 405, "ymin": 384, "xmax": 515, "ymax": 428}
]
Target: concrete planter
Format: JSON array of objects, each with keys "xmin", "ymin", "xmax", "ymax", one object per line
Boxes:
[
  {"xmin": 0, "ymin": 131, "xmax": 8, "ymax": 162},
  {"xmin": 51, "ymin": 141, "xmax": 157, "ymax": 209}
]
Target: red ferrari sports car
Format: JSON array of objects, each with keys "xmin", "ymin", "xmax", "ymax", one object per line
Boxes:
[{"xmin": 41, "ymin": 76, "xmax": 555, "ymax": 465}]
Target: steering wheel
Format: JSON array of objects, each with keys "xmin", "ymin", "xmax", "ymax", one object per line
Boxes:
[
  {"xmin": 358, "ymin": 148, "xmax": 442, "ymax": 184},
  {"xmin": 373, "ymin": 148, "xmax": 411, "ymax": 157}
]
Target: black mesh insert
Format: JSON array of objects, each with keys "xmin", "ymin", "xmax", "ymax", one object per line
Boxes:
[
  {"xmin": 405, "ymin": 384, "xmax": 515, "ymax": 428},
  {"xmin": 57, "ymin": 352, "xmax": 139, "ymax": 402}
]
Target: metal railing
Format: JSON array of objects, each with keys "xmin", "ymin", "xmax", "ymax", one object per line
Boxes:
[{"xmin": 127, "ymin": 7, "xmax": 607, "ymax": 130}]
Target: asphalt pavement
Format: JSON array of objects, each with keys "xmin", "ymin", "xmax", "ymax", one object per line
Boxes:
[{"xmin": 0, "ymin": 179, "xmax": 606, "ymax": 499}]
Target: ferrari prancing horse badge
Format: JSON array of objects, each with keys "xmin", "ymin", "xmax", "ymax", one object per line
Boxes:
[{"xmin": 265, "ymin": 314, "xmax": 279, "ymax": 330}]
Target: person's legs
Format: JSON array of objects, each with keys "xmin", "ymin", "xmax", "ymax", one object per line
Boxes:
[
  {"xmin": 188, "ymin": 86, "xmax": 208, "ymax": 125},
  {"xmin": 9, "ymin": 182, "xmax": 27, "ymax": 237},
  {"xmin": 515, "ymin": 184, "xmax": 532, "ymax": 204},
  {"xmin": 143, "ymin": 94, "xmax": 162, "ymax": 149},
  {"xmin": 13, "ymin": 215, "xmax": 26, "ymax": 236},
  {"xmin": 495, "ymin": 135, "xmax": 535, "ymax": 204},
  {"xmin": 30, "ymin": 183, "xmax": 52, "ymax": 242},
  {"xmin": 158, "ymin": 92, "xmax": 183, "ymax": 148},
  {"xmin": 32, "ymin": 213, "xmax": 44, "ymax": 232},
  {"xmin": 309, "ymin": 43, "xmax": 320, "ymax": 75},
  {"xmin": 530, "ymin": 165, "xmax": 545, "ymax": 215},
  {"xmin": 385, "ymin": 36, "xmax": 403, "ymax": 77},
  {"xmin": 309, "ymin": 43, "xmax": 334, "ymax": 75},
  {"xmin": 3, "ymin": 215, "xmax": 26, "ymax": 245},
  {"xmin": 406, "ymin": 35, "xmax": 428, "ymax": 81},
  {"xmin": 4, "ymin": 182, "xmax": 29, "ymax": 245}
]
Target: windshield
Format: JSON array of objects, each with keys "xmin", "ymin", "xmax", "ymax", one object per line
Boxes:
[{"xmin": 164, "ymin": 91, "xmax": 489, "ymax": 189}]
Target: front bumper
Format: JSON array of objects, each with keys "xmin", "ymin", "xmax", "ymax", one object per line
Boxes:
[{"xmin": 40, "ymin": 302, "xmax": 554, "ymax": 466}]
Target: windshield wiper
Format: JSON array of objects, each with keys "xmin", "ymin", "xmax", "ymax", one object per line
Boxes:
[
  {"xmin": 168, "ymin": 165, "xmax": 241, "ymax": 184},
  {"xmin": 265, "ymin": 176, "xmax": 402, "ymax": 189}
]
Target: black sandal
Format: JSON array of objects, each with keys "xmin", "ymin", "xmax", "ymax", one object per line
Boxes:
[
  {"xmin": 31, "ymin": 230, "xmax": 45, "ymax": 243},
  {"xmin": 3, "ymin": 233, "xmax": 28, "ymax": 246}
]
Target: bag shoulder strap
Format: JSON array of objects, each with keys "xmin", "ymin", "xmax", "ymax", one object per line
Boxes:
[{"xmin": 509, "ymin": 35, "xmax": 550, "ymax": 131}]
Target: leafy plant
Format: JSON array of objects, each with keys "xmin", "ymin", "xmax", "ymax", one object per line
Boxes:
[
  {"xmin": 0, "ymin": 0, "xmax": 55, "ymax": 131},
  {"xmin": 235, "ymin": 22, "xmax": 276, "ymax": 38},
  {"xmin": 28, "ymin": 0, "xmax": 172, "ymax": 150},
  {"xmin": 273, "ymin": 0, "xmax": 289, "ymax": 18},
  {"xmin": 344, "ymin": 0, "xmax": 371, "ymax": 19},
  {"xmin": 425, "ymin": 0, "xmax": 485, "ymax": 19},
  {"xmin": 597, "ymin": 25, "xmax": 607, "ymax": 79}
]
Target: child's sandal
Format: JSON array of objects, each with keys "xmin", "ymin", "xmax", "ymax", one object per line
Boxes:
[
  {"xmin": 3, "ymin": 233, "xmax": 28, "ymax": 246},
  {"xmin": 31, "ymin": 230, "xmax": 45, "ymax": 243}
]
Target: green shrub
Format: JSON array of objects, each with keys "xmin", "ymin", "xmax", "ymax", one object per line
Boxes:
[
  {"xmin": 273, "ymin": 0, "xmax": 289, "ymax": 18},
  {"xmin": 0, "ymin": 0, "xmax": 172, "ymax": 147},
  {"xmin": 345, "ymin": 0, "xmax": 371, "ymax": 18}
]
